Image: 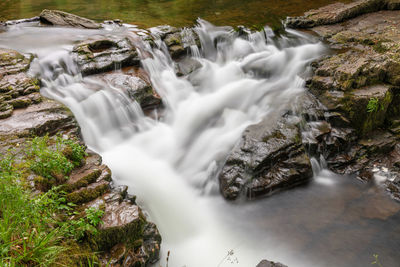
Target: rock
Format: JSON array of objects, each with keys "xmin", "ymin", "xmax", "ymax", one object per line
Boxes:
[
  {"xmin": 39, "ymin": 9, "xmax": 101, "ymax": 29},
  {"xmin": 66, "ymin": 180, "xmax": 110, "ymax": 204},
  {"xmin": 0, "ymin": 48, "xmax": 33, "ymax": 76},
  {"xmin": 257, "ymin": 260, "xmax": 288, "ymax": 267},
  {"xmin": 0, "ymin": 99, "xmax": 78, "ymax": 138},
  {"xmin": 98, "ymin": 200, "xmax": 143, "ymax": 246},
  {"xmin": 149, "ymin": 26, "xmax": 201, "ymax": 59},
  {"xmin": 285, "ymin": 0, "xmax": 400, "ymax": 28},
  {"xmin": 306, "ymin": 10, "xmax": 400, "ymax": 136},
  {"xmin": 72, "ymin": 38, "xmax": 140, "ymax": 76},
  {"xmin": 219, "ymin": 115, "xmax": 313, "ymax": 200},
  {"xmin": 94, "ymin": 72, "xmax": 161, "ymax": 110}
]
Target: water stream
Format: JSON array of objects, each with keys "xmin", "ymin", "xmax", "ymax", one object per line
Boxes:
[{"xmin": 1, "ymin": 20, "xmax": 399, "ymax": 267}]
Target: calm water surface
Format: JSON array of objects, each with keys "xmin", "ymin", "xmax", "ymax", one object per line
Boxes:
[{"xmin": 0, "ymin": 0, "xmax": 350, "ymax": 28}]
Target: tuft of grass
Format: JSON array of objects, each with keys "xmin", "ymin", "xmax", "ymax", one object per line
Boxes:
[
  {"xmin": 26, "ymin": 135, "xmax": 74, "ymax": 181},
  {"xmin": 0, "ymin": 155, "xmax": 65, "ymax": 266},
  {"xmin": 26, "ymin": 136, "xmax": 87, "ymax": 190},
  {"xmin": 0, "ymin": 137, "xmax": 100, "ymax": 266}
]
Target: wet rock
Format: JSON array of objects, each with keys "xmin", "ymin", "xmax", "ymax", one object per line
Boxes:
[
  {"xmin": 175, "ymin": 57, "xmax": 203, "ymax": 77},
  {"xmin": 94, "ymin": 72, "xmax": 161, "ymax": 110},
  {"xmin": 257, "ymin": 260, "xmax": 288, "ymax": 267},
  {"xmin": 95, "ymin": 200, "xmax": 145, "ymax": 250},
  {"xmin": 148, "ymin": 25, "xmax": 179, "ymax": 40},
  {"xmin": 149, "ymin": 26, "xmax": 201, "ymax": 59},
  {"xmin": 39, "ymin": 9, "xmax": 101, "ymax": 29},
  {"xmin": 66, "ymin": 180, "xmax": 110, "ymax": 204},
  {"xmin": 0, "ymin": 48, "xmax": 33, "ymax": 76},
  {"xmin": 72, "ymin": 38, "xmax": 139, "ymax": 76},
  {"xmin": 286, "ymin": 0, "xmax": 400, "ymax": 28},
  {"xmin": 219, "ymin": 115, "xmax": 313, "ymax": 200},
  {"xmin": 0, "ymin": 99, "xmax": 78, "ymax": 138}
]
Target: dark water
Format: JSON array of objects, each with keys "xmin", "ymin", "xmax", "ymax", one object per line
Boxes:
[{"xmin": 0, "ymin": 0, "xmax": 350, "ymax": 28}]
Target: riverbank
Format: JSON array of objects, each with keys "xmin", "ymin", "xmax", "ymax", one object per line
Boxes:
[{"xmin": 0, "ymin": 47, "xmax": 161, "ymax": 265}]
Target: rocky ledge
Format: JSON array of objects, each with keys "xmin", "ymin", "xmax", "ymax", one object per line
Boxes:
[
  {"xmin": 0, "ymin": 47, "xmax": 161, "ymax": 266},
  {"xmin": 285, "ymin": 0, "xmax": 400, "ymax": 201}
]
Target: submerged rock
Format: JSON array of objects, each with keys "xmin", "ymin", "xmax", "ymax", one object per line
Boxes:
[
  {"xmin": 72, "ymin": 37, "xmax": 140, "ymax": 76},
  {"xmin": 39, "ymin": 9, "xmax": 101, "ymax": 29},
  {"xmin": 219, "ymin": 116, "xmax": 313, "ymax": 200}
]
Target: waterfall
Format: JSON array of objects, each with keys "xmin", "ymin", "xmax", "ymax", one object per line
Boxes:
[{"xmin": 3, "ymin": 19, "xmax": 398, "ymax": 267}]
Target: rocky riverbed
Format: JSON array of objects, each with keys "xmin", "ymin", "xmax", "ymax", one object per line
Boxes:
[{"xmin": 1, "ymin": 1, "xmax": 400, "ymax": 266}]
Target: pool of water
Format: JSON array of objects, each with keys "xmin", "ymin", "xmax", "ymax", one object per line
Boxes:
[{"xmin": 0, "ymin": 0, "xmax": 351, "ymax": 28}]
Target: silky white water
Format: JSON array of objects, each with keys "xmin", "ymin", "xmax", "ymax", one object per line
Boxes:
[{"xmin": 1, "ymin": 20, "xmax": 400, "ymax": 267}]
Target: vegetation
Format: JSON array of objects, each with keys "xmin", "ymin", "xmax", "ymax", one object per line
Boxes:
[
  {"xmin": 0, "ymin": 136, "xmax": 101, "ymax": 266},
  {"xmin": 26, "ymin": 135, "xmax": 87, "ymax": 191},
  {"xmin": 372, "ymin": 254, "xmax": 384, "ymax": 267},
  {"xmin": 367, "ymin": 97, "xmax": 381, "ymax": 113}
]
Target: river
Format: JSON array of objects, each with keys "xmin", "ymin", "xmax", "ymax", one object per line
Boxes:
[{"xmin": 0, "ymin": 3, "xmax": 400, "ymax": 267}]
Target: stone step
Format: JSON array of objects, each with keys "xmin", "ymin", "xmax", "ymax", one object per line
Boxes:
[{"xmin": 66, "ymin": 180, "xmax": 110, "ymax": 204}]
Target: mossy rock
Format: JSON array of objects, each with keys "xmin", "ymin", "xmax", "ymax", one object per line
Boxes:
[{"xmin": 66, "ymin": 180, "xmax": 109, "ymax": 204}]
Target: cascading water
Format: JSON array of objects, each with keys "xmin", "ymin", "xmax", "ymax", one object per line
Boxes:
[{"xmin": 1, "ymin": 20, "xmax": 400, "ymax": 267}]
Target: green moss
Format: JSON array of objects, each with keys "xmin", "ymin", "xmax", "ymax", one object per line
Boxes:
[
  {"xmin": 61, "ymin": 168, "xmax": 101, "ymax": 193},
  {"xmin": 373, "ymin": 41, "xmax": 389, "ymax": 53},
  {"xmin": 66, "ymin": 183, "xmax": 109, "ymax": 204}
]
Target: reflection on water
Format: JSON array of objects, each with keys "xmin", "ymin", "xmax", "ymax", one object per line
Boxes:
[{"xmin": 0, "ymin": 0, "xmax": 351, "ymax": 28}]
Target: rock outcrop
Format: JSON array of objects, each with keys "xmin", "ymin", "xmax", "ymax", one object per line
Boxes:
[
  {"xmin": 72, "ymin": 37, "xmax": 140, "ymax": 76},
  {"xmin": 39, "ymin": 9, "xmax": 101, "ymax": 29},
  {"xmin": 219, "ymin": 115, "xmax": 313, "ymax": 200},
  {"xmin": 288, "ymin": 0, "xmax": 400, "ymax": 201}
]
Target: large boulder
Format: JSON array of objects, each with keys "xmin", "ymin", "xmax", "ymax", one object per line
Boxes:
[
  {"xmin": 219, "ymin": 116, "xmax": 313, "ymax": 200},
  {"xmin": 39, "ymin": 9, "xmax": 101, "ymax": 29},
  {"xmin": 72, "ymin": 37, "xmax": 140, "ymax": 76}
]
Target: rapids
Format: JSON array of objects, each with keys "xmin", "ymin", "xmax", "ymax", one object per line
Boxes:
[{"xmin": 1, "ymin": 20, "xmax": 399, "ymax": 267}]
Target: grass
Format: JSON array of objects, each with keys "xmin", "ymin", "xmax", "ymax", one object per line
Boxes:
[
  {"xmin": 0, "ymin": 136, "xmax": 100, "ymax": 266},
  {"xmin": 26, "ymin": 135, "xmax": 87, "ymax": 191}
]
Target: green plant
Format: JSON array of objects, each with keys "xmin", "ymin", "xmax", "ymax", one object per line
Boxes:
[
  {"xmin": 367, "ymin": 97, "xmax": 381, "ymax": 113},
  {"xmin": 372, "ymin": 254, "xmax": 383, "ymax": 267},
  {"xmin": 63, "ymin": 207, "xmax": 104, "ymax": 240},
  {"xmin": 0, "ymin": 155, "xmax": 65, "ymax": 266},
  {"xmin": 26, "ymin": 135, "xmax": 73, "ymax": 181},
  {"xmin": 59, "ymin": 136, "xmax": 87, "ymax": 167},
  {"xmin": 0, "ymin": 151, "xmax": 101, "ymax": 266}
]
